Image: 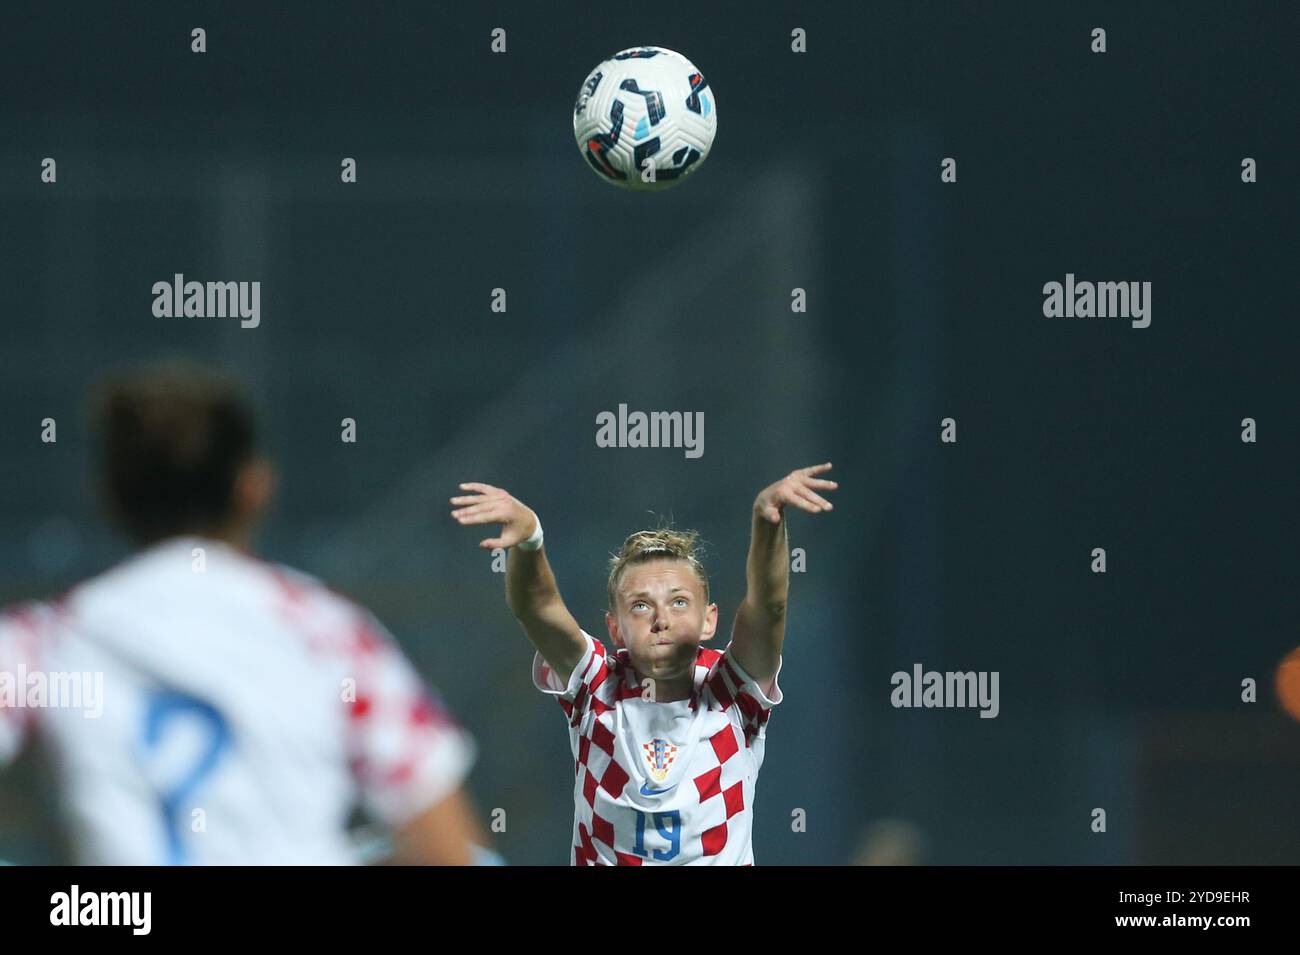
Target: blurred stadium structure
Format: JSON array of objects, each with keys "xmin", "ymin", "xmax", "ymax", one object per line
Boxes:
[{"xmin": 1, "ymin": 4, "xmax": 1297, "ymax": 864}]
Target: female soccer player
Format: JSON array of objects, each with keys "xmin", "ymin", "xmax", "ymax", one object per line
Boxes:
[{"xmin": 450, "ymin": 463, "xmax": 838, "ymax": 864}]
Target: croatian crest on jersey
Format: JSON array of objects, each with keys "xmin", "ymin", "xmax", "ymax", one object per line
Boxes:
[{"xmin": 641, "ymin": 738, "xmax": 677, "ymax": 783}]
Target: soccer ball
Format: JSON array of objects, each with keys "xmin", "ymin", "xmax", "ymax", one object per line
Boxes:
[{"xmin": 573, "ymin": 46, "xmax": 716, "ymax": 191}]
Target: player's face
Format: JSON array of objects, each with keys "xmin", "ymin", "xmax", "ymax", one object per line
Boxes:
[{"xmin": 607, "ymin": 561, "xmax": 717, "ymax": 684}]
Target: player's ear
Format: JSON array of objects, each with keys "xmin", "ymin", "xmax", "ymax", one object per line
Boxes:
[
  {"xmin": 700, "ymin": 602, "xmax": 719, "ymax": 641},
  {"xmin": 235, "ymin": 458, "xmax": 276, "ymax": 518},
  {"xmin": 605, "ymin": 611, "xmax": 624, "ymax": 647}
]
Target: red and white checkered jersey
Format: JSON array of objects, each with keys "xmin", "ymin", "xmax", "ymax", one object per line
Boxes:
[
  {"xmin": 0, "ymin": 536, "xmax": 474, "ymax": 864},
  {"xmin": 532, "ymin": 630, "xmax": 782, "ymax": 865}
]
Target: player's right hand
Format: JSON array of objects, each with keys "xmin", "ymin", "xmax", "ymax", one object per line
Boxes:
[{"xmin": 450, "ymin": 483, "xmax": 539, "ymax": 550}]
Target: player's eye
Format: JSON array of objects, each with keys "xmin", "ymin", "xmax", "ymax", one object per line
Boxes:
[
  {"xmin": 632, "ymin": 601, "xmax": 648, "ymax": 612},
  {"xmin": 673, "ymin": 597, "xmax": 688, "ymax": 608}
]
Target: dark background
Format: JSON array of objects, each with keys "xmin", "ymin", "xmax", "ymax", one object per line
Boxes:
[{"xmin": 0, "ymin": 1, "xmax": 1296, "ymax": 864}]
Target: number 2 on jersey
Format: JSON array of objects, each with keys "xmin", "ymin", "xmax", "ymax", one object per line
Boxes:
[
  {"xmin": 139, "ymin": 690, "xmax": 231, "ymax": 865},
  {"xmin": 632, "ymin": 809, "xmax": 681, "ymax": 861}
]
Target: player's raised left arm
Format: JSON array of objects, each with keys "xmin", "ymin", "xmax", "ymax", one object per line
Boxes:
[{"xmin": 728, "ymin": 463, "xmax": 838, "ymax": 689}]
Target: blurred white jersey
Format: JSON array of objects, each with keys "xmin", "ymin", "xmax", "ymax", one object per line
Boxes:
[{"xmin": 0, "ymin": 536, "xmax": 474, "ymax": 865}]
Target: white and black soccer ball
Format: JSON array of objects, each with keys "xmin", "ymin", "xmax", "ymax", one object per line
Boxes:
[{"xmin": 573, "ymin": 46, "xmax": 716, "ymax": 191}]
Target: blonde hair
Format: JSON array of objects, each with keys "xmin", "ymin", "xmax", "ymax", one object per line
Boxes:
[{"xmin": 606, "ymin": 527, "xmax": 710, "ymax": 611}]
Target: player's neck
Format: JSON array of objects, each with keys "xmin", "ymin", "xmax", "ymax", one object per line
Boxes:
[
  {"xmin": 211, "ymin": 516, "xmax": 257, "ymax": 553},
  {"xmin": 636, "ymin": 669, "xmax": 694, "ymax": 704}
]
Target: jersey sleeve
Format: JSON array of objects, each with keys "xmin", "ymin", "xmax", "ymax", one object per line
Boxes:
[
  {"xmin": 344, "ymin": 611, "xmax": 477, "ymax": 828},
  {"xmin": 531, "ymin": 630, "xmax": 609, "ymax": 725},
  {"xmin": 0, "ymin": 606, "xmax": 43, "ymax": 767},
  {"xmin": 710, "ymin": 643, "xmax": 784, "ymax": 747}
]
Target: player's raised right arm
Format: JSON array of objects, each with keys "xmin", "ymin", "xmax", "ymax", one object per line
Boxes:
[{"xmin": 450, "ymin": 483, "xmax": 586, "ymax": 679}]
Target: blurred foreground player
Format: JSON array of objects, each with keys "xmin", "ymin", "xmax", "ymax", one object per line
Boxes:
[
  {"xmin": 451, "ymin": 464, "xmax": 838, "ymax": 864},
  {"xmin": 0, "ymin": 360, "xmax": 484, "ymax": 864}
]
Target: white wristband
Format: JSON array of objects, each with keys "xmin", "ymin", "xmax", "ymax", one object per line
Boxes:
[{"xmin": 516, "ymin": 519, "xmax": 544, "ymax": 551}]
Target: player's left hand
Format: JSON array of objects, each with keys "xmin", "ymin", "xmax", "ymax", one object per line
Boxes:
[{"xmin": 754, "ymin": 462, "xmax": 838, "ymax": 524}]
